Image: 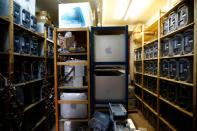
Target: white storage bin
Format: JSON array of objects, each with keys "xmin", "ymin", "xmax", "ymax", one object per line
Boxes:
[
  {"xmin": 64, "ymin": 122, "xmax": 81, "ymax": 131},
  {"xmin": 73, "ymin": 77, "xmax": 83, "ymax": 86},
  {"xmin": 95, "ymin": 70, "xmax": 125, "ymax": 101},
  {"xmin": 94, "ymin": 34, "xmax": 125, "ymax": 62},
  {"xmin": 60, "ymin": 93, "xmax": 87, "ymax": 118},
  {"xmin": 75, "ymin": 65, "xmax": 85, "ymax": 77}
]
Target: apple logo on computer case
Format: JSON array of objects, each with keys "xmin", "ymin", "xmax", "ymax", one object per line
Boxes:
[{"xmin": 105, "ymin": 46, "xmax": 112, "ymax": 54}]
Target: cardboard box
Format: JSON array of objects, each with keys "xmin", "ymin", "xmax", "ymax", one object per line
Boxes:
[
  {"xmin": 59, "ymin": 3, "xmax": 92, "ymax": 28},
  {"xmin": 36, "ymin": 11, "xmax": 48, "ymax": 16},
  {"xmin": 64, "ymin": 37, "xmax": 74, "ymax": 49},
  {"xmin": 36, "ymin": 11, "xmax": 50, "ymax": 24}
]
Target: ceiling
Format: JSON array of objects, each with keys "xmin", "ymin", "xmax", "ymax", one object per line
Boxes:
[
  {"xmin": 36, "ymin": 0, "xmax": 172, "ymax": 29},
  {"xmin": 102, "ymin": 0, "xmax": 168, "ymax": 26}
]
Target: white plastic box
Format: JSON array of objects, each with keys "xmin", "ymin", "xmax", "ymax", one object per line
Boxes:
[
  {"xmin": 60, "ymin": 93, "xmax": 87, "ymax": 118},
  {"xmin": 94, "ymin": 34, "xmax": 125, "ymax": 62},
  {"xmin": 63, "ymin": 62, "xmax": 85, "ymax": 86},
  {"xmin": 59, "ymin": 3, "xmax": 92, "ymax": 28},
  {"xmin": 63, "ymin": 122, "xmax": 82, "ymax": 131},
  {"xmin": 95, "ymin": 70, "xmax": 125, "ymax": 101}
]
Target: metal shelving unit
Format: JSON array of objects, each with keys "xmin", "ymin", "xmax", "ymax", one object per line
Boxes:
[
  {"xmin": 133, "ymin": 0, "xmax": 197, "ymax": 130},
  {"xmin": 90, "ymin": 26, "xmax": 129, "ymax": 114},
  {"xmin": 54, "ymin": 27, "xmax": 90, "ymax": 131}
]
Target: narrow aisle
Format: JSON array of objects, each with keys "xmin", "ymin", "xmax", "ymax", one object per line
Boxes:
[{"xmin": 129, "ymin": 112, "xmax": 156, "ymax": 131}]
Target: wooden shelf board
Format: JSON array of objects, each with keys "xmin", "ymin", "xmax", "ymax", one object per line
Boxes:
[
  {"xmin": 57, "ymin": 27, "xmax": 88, "ymax": 32},
  {"xmin": 134, "ymin": 37, "xmax": 142, "ymax": 43},
  {"xmin": 159, "ymin": 97, "xmax": 193, "ymax": 117},
  {"xmin": 160, "ymin": 54, "xmax": 194, "ymax": 59},
  {"xmin": 159, "ymin": 77, "xmax": 193, "ymax": 86},
  {"xmin": 14, "ymin": 53, "xmax": 44, "ymax": 58},
  {"xmin": 47, "ymin": 38, "xmax": 54, "ymax": 43},
  {"xmin": 134, "ymin": 83, "xmax": 143, "ymax": 89},
  {"xmin": 58, "ymin": 100, "xmax": 88, "ymax": 104},
  {"xmin": 58, "ymin": 86, "xmax": 88, "ymax": 89},
  {"xmin": 159, "ymin": 116, "xmax": 177, "ymax": 131},
  {"xmin": 135, "ymin": 94, "xmax": 143, "ymax": 102},
  {"xmin": 0, "ymin": 16, "xmax": 10, "ymax": 23},
  {"xmin": 134, "ymin": 60, "xmax": 142, "ymax": 62},
  {"xmin": 144, "ymin": 35, "xmax": 158, "ymax": 43},
  {"xmin": 14, "ymin": 23, "xmax": 45, "ymax": 39},
  {"xmin": 59, "ymin": 52, "xmax": 87, "ymax": 56},
  {"xmin": 47, "ymin": 57, "xmax": 54, "ymax": 59},
  {"xmin": 135, "ymin": 72, "xmax": 142, "ymax": 75},
  {"xmin": 14, "ymin": 78, "xmax": 44, "ymax": 87},
  {"xmin": 134, "ymin": 46, "xmax": 142, "ymax": 50},
  {"xmin": 57, "ymin": 61, "xmax": 88, "ymax": 66},
  {"xmin": 143, "ymin": 73, "xmax": 158, "ymax": 78},
  {"xmin": 31, "ymin": 116, "xmax": 47, "ymax": 131},
  {"xmin": 24, "ymin": 98, "xmax": 45, "ymax": 112},
  {"xmin": 144, "ymin": 20, "xmax": 158, "ymax": 33},
  {"xmin": 160, "ymin": 0, "xmax": 186, "ymax": 19},
  {"xmin": 59, "ymin": 118, "xmax": 88, "ymax": 122},
  {"xmin": 143, "ymin": 88, "xmax": 157, "ymax": 97},
  {"xmin": 0, "ymin": 51, "xmax": 9, "ymax": 55},
  {"xmin": 160, "ymin": 22, "xmax": 194, "ymax": 39},
  {"xmin": 144, "ymin": 58, "xmax": 158, "ymax": 61},
  {"xmin": 143, "ymin": 101, "xmax": 158, "ymax": 116},
  {"xmin": 144, "ymin": 39, "xmax": 158, "ymax": 46},
  {"xmin": 135, "ymin": 94, "xmax": 158, "ymax": 116},
  {"xmin": 48, "ymin": 75, "xmax": 54, "ymax": 78}
]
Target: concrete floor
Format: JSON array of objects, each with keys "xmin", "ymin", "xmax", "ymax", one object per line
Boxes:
[
  {"xmin": 129, "ymin": 111, "xmax": 156, "ymax": 131},
  {"xmin": 50, "ymin": 111, "xmax": 155, "ymax": 131}
]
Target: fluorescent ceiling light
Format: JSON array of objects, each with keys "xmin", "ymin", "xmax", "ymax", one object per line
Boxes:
[{"xmin": 124, "ymin": 0, "xmax": 153, "ymax": 21}]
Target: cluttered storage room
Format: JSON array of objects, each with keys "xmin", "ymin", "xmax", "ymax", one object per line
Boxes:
[{"xmin": 0, "ymin": 0, "xmax": 196, "ymax": 131}]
